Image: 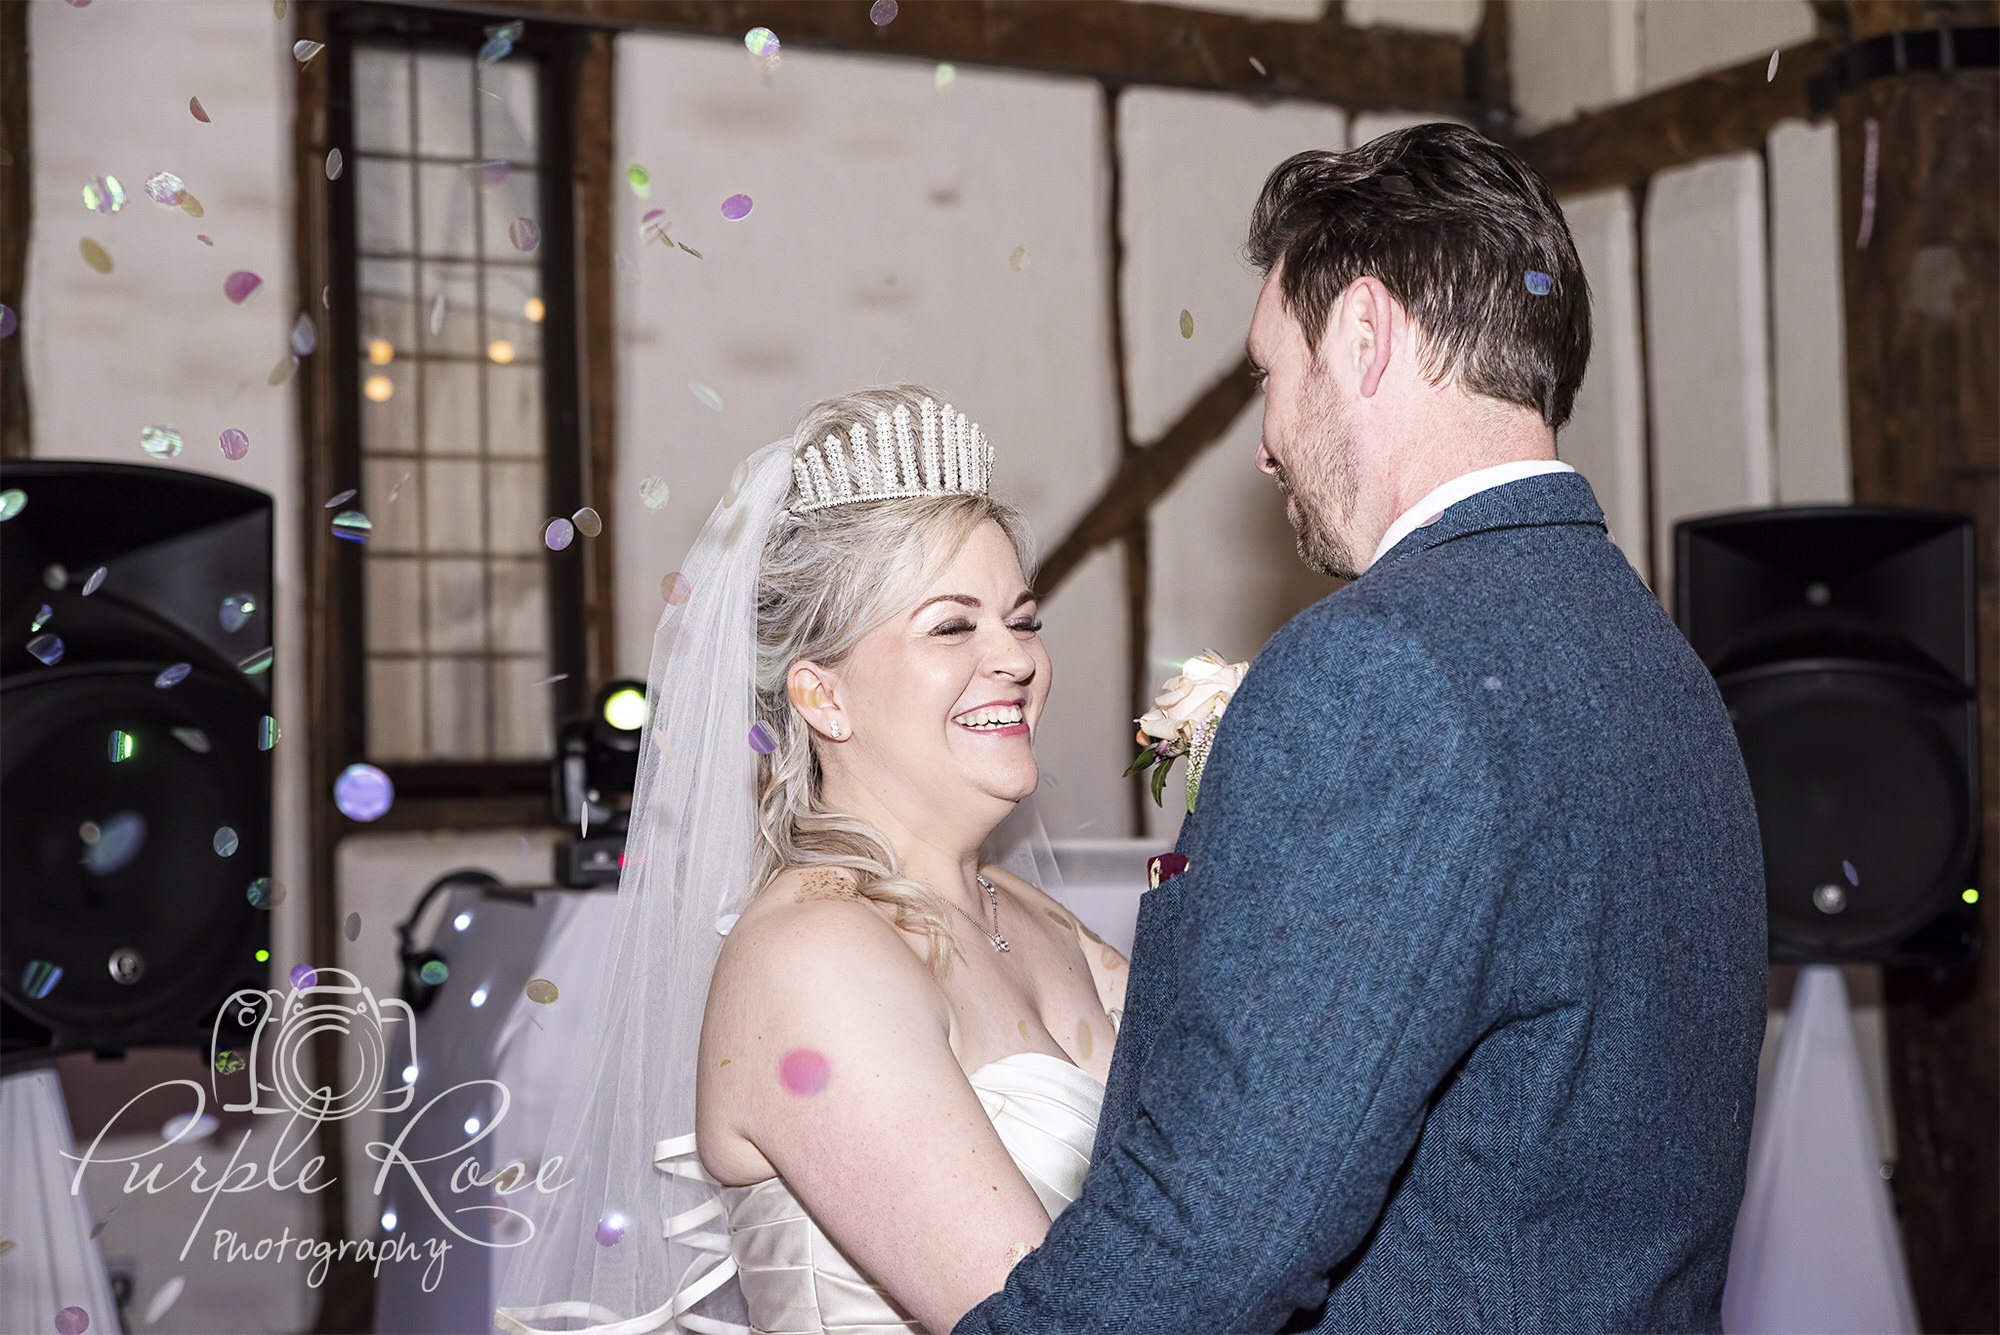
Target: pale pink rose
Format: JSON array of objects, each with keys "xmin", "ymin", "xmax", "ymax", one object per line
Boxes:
[{"xmin": 1137, "ymin": 651, "xmax": 1248, "ymax": 745}]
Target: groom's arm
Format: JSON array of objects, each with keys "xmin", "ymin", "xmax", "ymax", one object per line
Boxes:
[{"xmin": 958, "ymin": 617, "xmax": 1505, "ymax": 1334}]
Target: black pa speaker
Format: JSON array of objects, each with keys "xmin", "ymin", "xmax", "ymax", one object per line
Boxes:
[
  {"xmin": 2, "ymin": 461, "xmax": 276, "ymax": 1062},
  {"xmin": 1675, "ymin": 506, "xmax": 1981, "ymax": 967}
]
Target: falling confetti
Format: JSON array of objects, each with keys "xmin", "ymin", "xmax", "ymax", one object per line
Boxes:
[
  {"xmin": 639, "ymin": 476, "xmax": 669, "ymax": 510},
  {"xmin": 1179, "ymin": 309, "xmax": 1194, "ymax": 338},
  {"xmin": 936, "ymin": 63, "xmax": 956, "ymax": 90},
  {"xmin": 292, "ymin": 313, "xmax": 318, "ymax": 355},
  {"xmin": 44, "ymin": 564, "xmax": 67, "ymax": 589},
  {"xmin": 173, "ymin": 727, "xmax": 211, "ymax": 753},
  {"xmin": 510, "ymin": 217, "xmax": 541, "ymax": 252},
  {"xmin": 325, "ymin": 148, "xmax": 343, "ymax": 180},
  {"xmin": 190, "ymin": 97, "xmax": 210, "ymax": 123},
  {"xmin": 219, "ymin": 428, "xmax": 250, "ymax": 460},
  {"xmin": 144, "ymin": 172, "xmax": 185, "ymax": 206},
  {"xmin": 140, "ymin": 424, "xmax": 183, "ymax": 458},
  {"xmin": 55, "ymin": 1307, "xmax": 90, "ymax": 1335},
  {"xmin": 325, "ymin": 488, "xmax": 357, "ymax": 507},
  {"xmin": 1077, "ymin": 1021, "xmax": 1093, "ymax": 1061},
  {"xmin": 744, "ymin": 26, "xmax": 780, "ymax": 58},
  {"xmin": 678, "ymin": 241, "xmax": 703, "ymax": 259},
  {"xmin": 1009, "ymin": 245, "xmax": 1029, "ymax": 272},
  {"xmin": 534, "ymin": 672, "xmax": 568, "ymax": 686},
  {"xmin": 246, "ymin": 877, "xmax": 285, "ymax": 909},
  {"xmin": 419, "ymin": 959, "xmax": 449, "ymax": 985},
  {"xmin": 82, "ymin": 175, "xmax": 126, "ymax": 213},
  {"xmin": 154, "ymin": 663, "xmax": 191, "ymax": 689},
  {"xmin": 1248, "ymin": 56, "xmax": 1268, "ymax": 75},
  {"xmin": 544, "ymin": 517, "xmax": 575, "ymax": 550},
  {"xmin": 779, "ymin": 1048, "xmax": 830, "ymax": 1095},
  {"xmin": 344, "ymin": 911, "xmax": 361, "ymax": 940},
  {"xmin": 525, "ymin": 978, "xmax": 559, "ymax": 1004},
  {"xmin": 387, "ymin": 470, "xmax": 411, "ymax": 503},
  {"xmin": 478, "ymin": 21, "xmax": 521, "ymax": 65},
  {"xmin": 720, "ymin": 193, "xmax": 753, "ymax": 221},
  {"xmin": 1857, "ymin": 117, "xmax": 1879, "ymax": 250},
  {"xmin": 334, "ymin": 763, "xmax": 395, "ymax": 821},
  {"xmin": 214, "ymin": 827, "xmax": 239, "ymax": 856},
  {"xmin": 688, "ymin": 379, "xmax": 723, "ymax": 411},
  {"xmin": 142, "ymin": 1278, "xmax": 186, "ymax": 1326},
  {"xmin": 30, "ymin": 605, "xmax": 50, "ymax": 631},
  {"xmin": 641, "ymin": 209, "xmax": 672, "ymax": 246},
  {"xmin": 212, "ymin": 1050, "xmax": 245, "ymax": 1074},
  {"xmin": 870, "ymin": 0, "xmax": 899, "ymax": 24},
  {"xmin": 1018, "ymin": 1019, "xmax": 1030, "ymax": 1040},
  {"xmin": 293, "ymin": 39, "xmax": 324, "ymax": 64},
  {"xmin": 80, "ymin": 812, "xmax": 146, "ymax": 875},
  {"xmin": 430, "ymin": 292, "xmax": 447, "ymax": 333},
  {"xmin": 1843, "ymin": 859, "xmax": 1859, "ymax": 886},
  {"xmin": 81, "ymin": 238, "xmax": 113, "ymax": 273},
  {"xmin": 290, "ymin": 964, "xmax": 318, "ymax": 990},
  {"xmin": 662, "ymin": 572, "xmax": 692, "ymax": 605},
  {"xmin": 23, "ymin": 960, "xmax": 63, "ymax": 1000},
  {"xmin": 748, "ymin": 722, "xmax": 778, "ymax": 754},
  {"xmin": 81, "ymin": 566, "xmax": 107, "ymax": 595},
  {"xmin": 728, "ymin": 457, "xmax": 751, "ymax": 498},
  {"xmin": 0, "ymin": 489, "xmax": 23, "ymax": 520},
  {"xmin": 268, "ymin": 354, "xmax": 298, "ymax": 385},
  {"xmin": 107, "ymin": 730, "xmax": 135, "ymax": 763},
  {"xmin": 715, "ymin": 914, "xmax": 739, "ymax": 936},
  {"xmin": 0, "ymin": 305, "xmax": 13, "ymax": 338},
  {"xmin": 239, "ymin": 646, "xmax": 274, "ymax": 674},
  {"xmin": 224, "ymin": 270, "xmax": 263, "ymax": 304},
  {"xmin": 179, "ymin": 191, "xmax": 204, "ymax": 218},
  {"xmin": 596, "ymin": 1213, "xmax": 627, "ymax": 1247},
  {"xmin": 330, "ymin": 510, "xmax": 372, "ymax": 543},
  {"xmin": 464, "ymin": 158, "xmax": 510, "ymax": 188},
  {"xmin": 220, "ymin": 591, "xmax": 257, "ymax": 632},
  {"xmin": 571, "ymin": 507, "xmax": 602, "ymax": 538},
  {"xmin": 196, "ymin": 234, "xmax": 212, "ymax": 246},
  {"xmin": 1524, "ymin": 270, "xmax": 1553, "ymax": 296},
  {"xmin": 627, "ymin": 164, "xmax": 651, "ymax": 197},
  {"xmin": 1767, "ymin": 50, "xmax": 1779, "ymax": 82}
]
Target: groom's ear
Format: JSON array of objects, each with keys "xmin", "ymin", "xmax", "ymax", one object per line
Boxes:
[{"xmin": 1340, "ymin": 277, "xmax": 1396, "ymax": 399}]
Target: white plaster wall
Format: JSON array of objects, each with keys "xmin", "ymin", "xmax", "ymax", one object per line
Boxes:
[
  {"xmin": 1642, "ymin": 152, "xmax": 1773, "ymax": 603},
  {"xmin": 1767, "ymin": 119, "xmax": 1851, "ymax": 505},
  {"xmin": 1350, "ymin": 107, "xmax": 1476, "ymax": 145},
  {"xmin": 24, "ymin": 2, "xmax": 312, "ymax": 1328},
  {"xmin": 1638, "ymin": 0, "xmax": 1817, "ymax": 93},
  {"xmin": 1344, "ymin": 0, "xmax": 1485, "ymax": 37},
  {"xmin": 612, "ymin": 35, "xmax": 1128, "ymax": 839},
  {"xmin": 1512, "ymin": 0, "xmax": 1642, "ymax": 132},
  {"xmin": 1560, "ymin": 188, "xmax": 1652, "ymax": 582},
  {"xmin": 1116, "ymin": 88, "xmax": 1349, "ymax": 842}
]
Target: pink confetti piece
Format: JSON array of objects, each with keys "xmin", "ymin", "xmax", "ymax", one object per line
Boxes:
[
  {"xmin": 189, "ymin": 96, "xmax": 210, "ymax": 123},
  {"xmin": 196, "ymin": 234, "xmax": 213, "ymax": 246},
  {"xmin": 661, "ymin": 571, "xmax": 692, "ymax": 605},
  {"xmin": 510, "ymin": 217, "xmax": 541, "ymax": 252},
  {"xmin": 56, "ymin": 1309, "xmax": 90, "ymax": 1335},
  {"xmin": 779, "ymin": 1048, "xmax": 830, "ymax": 1095},
  {"xmin": 720, "ymin": 193, "xmax": 753, "ymax": 222},
  {"xmin": 223, "ymin": 270, "xmax": 263, "ymax": 304}
]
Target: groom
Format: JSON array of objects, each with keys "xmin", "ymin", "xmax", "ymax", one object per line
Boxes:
[{"xmin": 958, "ymin": 124, "xmax": 1767, "ymax": 1333}]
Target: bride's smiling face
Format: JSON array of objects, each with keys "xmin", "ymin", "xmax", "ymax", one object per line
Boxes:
[{"xmin": 823, "ymin": 520, "xmax": 1050, "ymax": 811}]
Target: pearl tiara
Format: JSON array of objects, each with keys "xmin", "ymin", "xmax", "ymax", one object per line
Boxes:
[{"xmin": 789, "ymin": 400, "xmax": 992, "ymax": 512}]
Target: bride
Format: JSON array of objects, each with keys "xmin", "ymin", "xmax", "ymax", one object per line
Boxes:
[{"xmin": 496, "ymin": 386, "xmax": 1126, "ymax": 1335}]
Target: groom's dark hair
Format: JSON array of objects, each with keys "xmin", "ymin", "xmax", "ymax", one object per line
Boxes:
[{"xmin": 1247, "ymin": 123, "xmax": 1591, "ymax": 430}]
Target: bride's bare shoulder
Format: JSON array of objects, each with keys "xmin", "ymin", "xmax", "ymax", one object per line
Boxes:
[{"xmin": 712, "ymin": 866, "xmax": 932, "ymax": 997}]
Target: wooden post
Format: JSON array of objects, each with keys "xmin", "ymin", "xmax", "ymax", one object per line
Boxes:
[{"xmin": 1834, "ymin": 38, "xmax": 1999, "ymax": 1334}]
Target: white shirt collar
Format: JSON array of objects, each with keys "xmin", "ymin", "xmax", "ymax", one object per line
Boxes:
[{"xmin": 1367, "ymin": 460, "xmax": 1575, "ymax": 568}]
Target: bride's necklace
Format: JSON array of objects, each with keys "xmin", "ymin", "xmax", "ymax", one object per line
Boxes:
[{"xmin": 948, "ymin": 873, "xmax": 1010, "ymax": 952}]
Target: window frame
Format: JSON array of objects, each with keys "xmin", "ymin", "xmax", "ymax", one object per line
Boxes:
[{"xmin": 315, "ymin": 2, "xmax": 595, "ymax": 822}]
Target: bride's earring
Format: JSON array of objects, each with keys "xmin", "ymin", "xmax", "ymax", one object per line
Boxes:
[{"xmin": 828, "ymin": 718, "xmax": 843, "ymax": 739}]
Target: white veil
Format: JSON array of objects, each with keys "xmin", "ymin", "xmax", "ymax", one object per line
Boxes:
[{"xmin": 494, "ymin": 438, "xmax": 1064, "ymax": 1335}]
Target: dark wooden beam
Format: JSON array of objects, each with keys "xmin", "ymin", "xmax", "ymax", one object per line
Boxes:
[
  {"xmin": 0, "ymin": 0, "xmax": 30, "ymax": 460},
  {"xmin": 1836, "ymin": 59, "xmax": 1999, "ymax": 1333},
  {"xmin": 1037, "ymin": 357, "xmax": 1260, "ymax": 600},
  {"xmin": 573, "ymin": 26, "xmax": 619, "ymax": 694},
  {"xmin": 462, "ymin": 0, "xmax": 1477, "ymax": 114},
  {"xmin": 1518, "ymin": 39, "xmax": 1833, "ymax": 198}
]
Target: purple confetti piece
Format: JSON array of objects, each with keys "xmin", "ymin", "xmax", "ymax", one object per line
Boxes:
[
  {"xmin": 595, "ymin": 1213, "xmax": 627, "ymax": 1247},
  {"xmin": 1524, "ymin": 270, "xmax": 1553, "ymax": 296},
  {"xmin": 509, "ymin": 217, "xmax": 541, "ymax": 252},
  {"xmin": 154, "ymin": 663, "xmax": 191, "ymax": 689},
  {"xmin": 870, "ymin": 0, "xmax": 898, "ymax": 24},
  {"xmin": 27, "ymin": 634, "xmax": 64, "ymax": 665},
  {"xmin": 544, "ymin": 517, "xmax": 575, "ymax": 551},
  {"xmin": 290, "ymin": 964, "xmax": 318, "ymax": 991},
  {"xmin": 219, "ymin": 428, "xmax": 249, "ymax": 460},
  {"xmin": 748, "ymin": 721, "xmax": 777, "ymax": 754},
  {"xmin": 223, "ymin": 270, "xmax": 263, "ymax": 304},
  {"xmin": 0, "ymin": 304, "xmax": 16, "ymax": 338},
  {"xmin": 720, "ymin": 193, "xmax": 753, "ymax": 222},
  {"xmin": 334, "ymin": 763, "xmax": 395, "ymax": 822}
]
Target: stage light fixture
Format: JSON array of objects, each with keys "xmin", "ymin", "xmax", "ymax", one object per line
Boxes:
[{"xmin": 552, "ymin": 678, "xmax": 648, "ymax": 887}]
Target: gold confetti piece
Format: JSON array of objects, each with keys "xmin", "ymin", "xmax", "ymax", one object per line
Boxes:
[
  {"xmin": 1179, "ymin": 309, "xmax": 1194, "ymax": 339},
  {"xmin": 1017, "ymin": 1019, "xmax": 1030, "ymax": 1041},
  {"xmin": 677, "ymin": 241, "xmax": 703, "ymax": 259},
  {"xmin": 0, "ymin": 1239, "xmax": 13, "ymax": 1256},
  {"xmin": 1008, "ymin": 245, "xmax": 1028, "ymax": 272},
  {"xmin": 269, "ymin": 354, "xmax": 298, "ymax": 385},
  {"xmin": 719, "ymin": 1058, "xmax": 732, "ymax": 1067},
  {"xmin": 1076, "ymin": 1022, "xmax": 1093, "ymax": 1061},
  {"xmin": 524, "ymin": 978, "xmax": 559, "ymax": 1005},
  {"xmin": 179, "ymin": 191, "xmax": 204, "ymax": 218},
  {"xmin": 81, "ymin": 238, "xmax": 112, "ymax": 273}
]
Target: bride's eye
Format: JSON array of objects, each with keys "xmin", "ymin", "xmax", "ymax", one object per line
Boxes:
[
  {"xmin": 930, "ymin": 618, "xmax": 976, "ymax": 637},
  {"xmin": 1007, "ymin": 618, "xmax": 1043, "ymax": 635}
]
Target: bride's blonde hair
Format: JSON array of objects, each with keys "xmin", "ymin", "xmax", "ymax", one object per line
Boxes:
[{"xmin": 752, "ymin": 385, "xmax": 1035, "ymax": 976}]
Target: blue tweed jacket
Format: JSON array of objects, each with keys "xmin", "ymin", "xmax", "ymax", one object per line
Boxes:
[{"xmin": 958, "ymin": 471, "xmax": 1767, "ymax": 1334}]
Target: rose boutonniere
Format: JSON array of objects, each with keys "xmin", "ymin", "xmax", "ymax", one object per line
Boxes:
[{"xmin": 1123, "ymin": 650, "xmax": 1248, "ymax": 812}]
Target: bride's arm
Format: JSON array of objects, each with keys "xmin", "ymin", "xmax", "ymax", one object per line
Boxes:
[{"xmin": 702, "ymin": 895, "xmax": 1054, "ymax": 1334}]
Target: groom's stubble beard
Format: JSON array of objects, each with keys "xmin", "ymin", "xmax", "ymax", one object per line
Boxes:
[{"xmin": 1274, "ymin": 363, "xmax": 1363, "ymax": 579}]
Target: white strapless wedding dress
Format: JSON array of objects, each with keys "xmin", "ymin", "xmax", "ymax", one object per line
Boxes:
[{"xmin": 717, "ymin": 1051, "xmax": 1105, "ymax": 1335}]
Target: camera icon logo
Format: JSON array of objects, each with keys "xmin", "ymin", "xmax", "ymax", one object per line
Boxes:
[{"xmin": 211, "ymin": 967, "xmax": 418, "ymax": 1120}]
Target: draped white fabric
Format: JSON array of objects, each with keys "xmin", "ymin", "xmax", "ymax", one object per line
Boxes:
[{"xmin": 0, "ymin": 1068, "xmax": 124, "ymax": 1335}]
